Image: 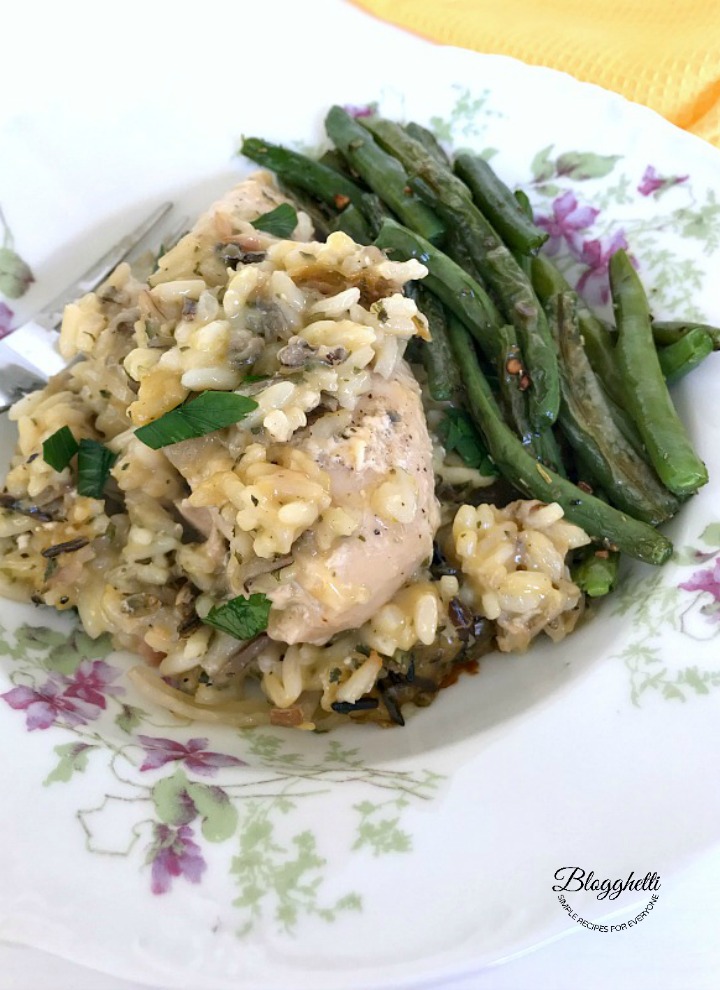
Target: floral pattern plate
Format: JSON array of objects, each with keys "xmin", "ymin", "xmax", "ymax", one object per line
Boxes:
[{"xmin": 1, "ymin": 40, "xmax": 720, "ymax": 990}]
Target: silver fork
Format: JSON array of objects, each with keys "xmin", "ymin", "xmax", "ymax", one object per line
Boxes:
[{"xmin": 0, "ymin": 203, "xmax": 187, "ymax": 412}]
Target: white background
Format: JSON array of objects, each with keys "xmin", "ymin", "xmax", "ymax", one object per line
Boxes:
[{"xmin": 1, "ymin": 1, "xmax": 719, "ymax": 987}]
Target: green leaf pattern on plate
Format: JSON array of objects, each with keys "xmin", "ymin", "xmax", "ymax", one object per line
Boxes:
[
  {"xmin": 610, "ymin": 523, "xmax": 720, "ymax": 704},
  {"xmin": 0, "ymin": 204, "xmax": 34, "ymax": 299},
  {"xmin": 0, "ymin": 616, "xmax": 443, "ymax": 936}
]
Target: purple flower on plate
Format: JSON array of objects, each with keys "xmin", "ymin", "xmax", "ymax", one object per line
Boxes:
[
  {"xmin": 535, "ymin": 191, "xmax": 599, "ymax": 256},
  {"xmin": 0, "ymin": 301, "xmax": 14, "ymax": 340},
  {"xmin": 146, "ymin": 823, "xmax": 206, "ymax": 895},
  {"xmin": 638, "ymin": 165, "xmax": 688, "ymax": 198},
  {"xmin": 64, "ymin": 659, "xmax": 124, "ymax": 708},
  {"xmin": 343, "ymin": 103, "xmax": 377, "ymax": 119},
  {"xmin": 679, "ymin": 560, "xmax": 720, "ymax": 618},
  {"xmin": 1, "ymin": 659, "xmax": 122, "ymax": 731},
  {"xmin": 137, "ymin": 735, "xmax": 246, "ymax": 776},
  {"xmin": 1, "ymin": 674, "xmax": 102, "ymax": 730},
  {"xmin": 576, "ymin": 229, "xmax": 630, "ymax": 306}
]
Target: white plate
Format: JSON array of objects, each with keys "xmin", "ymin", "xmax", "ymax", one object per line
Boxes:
[{"xmin": 1, "ymin": 25, "xmax": 720, "ymax": 990}]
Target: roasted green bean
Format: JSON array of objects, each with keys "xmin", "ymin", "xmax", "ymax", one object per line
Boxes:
[
  {"xmin": 572, "ymin": 547, "xmax": 620, "ymax": 598},
  {"xmin": 455, "ymin": 152, "xmax": 548, "ymax": 255},
  {"xmin": 404, "ymin": 121, "xmax": 451, "ymax": 166},
  {"xmin": 658, "ymin": 328, "xmax": 714, "ymax": 384},
  {"xmin": 531, "ymin": 253, "xmax": 624, "ymax": 409},
  {"xmin": 241, "ymin": 137, "xmax": 366, "ymax": 212},
  {"xmin": 548, "ymin": 292, "xmax": 679, "ymax": 524},
  {"xmin": 444, "ymin": 313, "xmax": 674, "ymax": 565},
  {"xmin": 409, "ymin": 159, "xmax": 560, "ymax": 429},
  {"xmin": 325, "ymin": 107, "xmax": 445, "ymax": 244},
  {"xmin": 610, "ymin": 249, "xmax": 708, "ymax": 497},
  {"xmin": 412, "ymin": 286, "xmax": 462, "ymax": 402},
  {"xmin": 652, "ymin": 320, "xmax": 720, "ymax": 350}
]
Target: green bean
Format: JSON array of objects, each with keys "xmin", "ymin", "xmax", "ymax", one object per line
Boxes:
[
  {"xmin": 359, "ymin": 192, "xmax": 393, "ymax": 238},
  {"xmin": 548, "ymin": 292, "xmax": 679, "ymax": 524},
  {"xmin": 493, "ymin": 325, "xmax": 563, "ymax": 471},
  {"xmin": 404, "ymin": 122, "xmax": 451, "ymax": 166},
  {"xmin": 512, "ymin": 190, "xmax": 534, "ymax": 279},
  {"xmin": 409, "ymin": 162, "xmax": 560, "ymax": 430},
  {"xmin": 413, "ymin": 286, "xmax": 462, "ymax": 402},
  {"xmin": 374, "ymin": 220, "xmax": 540, "ymax": 452},
  {"xmin": 514, "ymin": 189, "xmax": 533, "ymax": 217},
  {"xmin": 443, "ymin": 229, "xmax": 487, "ymax": 285},
  {"xmin": 444, "ymin": 314, "xmax": 673, "ymax": 565},
  {"xmin": 531, "ymin": 254, "xmax": 625, "ymax": 409},
  {"xmin": 325, "ymin": 107, "xmax": 445, "ymax": 244},
  {"xmin": 455, "ymin": 153, "xmax": 548, "ymax": 255},
  {"xmin": 331, "ymin": 204, "xmax": 372, "ymax": 244},
  {"xmin": 610, "ymin": 249, "xmax": 708, "ymax": 496},
  {"xmin": 241, "ymin": 137, "xmax": 366, "ymax": 212},
  {"xmin": 572, "ymin": 547, "xmax": 620, "ymax": 598},
  {"xmin": 534, "ymin": 427, "xmax": 565, "ymax": 477},
  {"xmin": 658, "ymin": 328, "xmax": 714, "ymax": 385},
  {"xmin": 374, "ymin": 219, "xmax": 502, "ymax": 361},
  {"xmin": 317, "ymin": 148, "xmax": 363, "ymax": 184},
  {"xmin": 652, "ymin": 320, "xmax": 720, "ymax": 350},
  {"xmin": 496, "ymin": 323, "xmax": 537, "ymax": 452},
  {"xmin": 603, "ymin": 390, "xmax": 650, "ymax": 460},
  {"xmin": 361, "ymin": 119, "xmax": 489, "ymax": 286},
  {"xmin": 362, "ymin": 117, "xmax": 462, "ymax": 188}
]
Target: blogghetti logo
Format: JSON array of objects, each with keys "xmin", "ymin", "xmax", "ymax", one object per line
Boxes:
[{"xmin": 552, "ymin": 867, "xmax": 661, "ymax": 933}]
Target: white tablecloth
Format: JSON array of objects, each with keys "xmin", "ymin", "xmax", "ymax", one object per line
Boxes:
[{"xmin": 1, "ymin": 2, "xmax": 718, "ymax": 987}]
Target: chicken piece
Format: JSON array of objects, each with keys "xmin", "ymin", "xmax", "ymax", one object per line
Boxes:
[
  {"xmin": 150, "ymin": 170, "xmax": 313, "ymax": 288},
  {"xmin": 265, "ymin": 363, "xmax": 440, "ymax": 645},
  {"xmin": 191, "ymin": 170, "xmax": 301, "ymax": 245}
]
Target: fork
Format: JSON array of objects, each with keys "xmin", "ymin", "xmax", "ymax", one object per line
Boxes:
[{"xmin": 0, "ymin": 203, "xmax": 186, "ymax": 412}]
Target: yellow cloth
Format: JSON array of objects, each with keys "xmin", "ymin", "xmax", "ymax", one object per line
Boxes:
[{"xmin": 350, "ymin": 0, "xmax": 720, "ymax": 147}]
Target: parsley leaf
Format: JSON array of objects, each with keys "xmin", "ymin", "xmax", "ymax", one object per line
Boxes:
[
  {"xmin": 42, "ymin": 426, "xmax": 79, "ymax": 472},
  {"xmin": 438, "ymin": 408, "xmax": 496, "ymax": 475},
  {"xmin": 76, "ymin": 439, "xmax": 117, "ymax": 498},
  {"xmin": 202, "ymin": 593, "xmax": 271, "ymax": 641},
  {"xmin": 134, "ymin": 391, "xmax": 258, "ymax": 450},
  {"xmin": 251, "ymin": 203, "xmax": 298, "ymax": 238}
]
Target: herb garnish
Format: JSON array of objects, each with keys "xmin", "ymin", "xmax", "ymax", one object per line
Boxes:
[
  {"xmin": 42, "ymin": 426, "xmax": 79, "ymax": 472},
  {"xmin": 201, "ymin": 592, "xmax": 271, "ymax": 641},
  {"xmin": 77, "ymin": 439, "xmax": 117, "ymax": 498},
  {"xmin": 134, "ymin": 391, "xmax": 258, "ymax": 450},
  {"xmin": 42, "ymin": 428, "xmax": 116, "ymax": 498},
  {"xmin": 251, "ymin": 203, "xmax": 298, "ymax": 238},
  {"xmin": 437, "ymin": 408, "xmax": 496, "ymax": 475}
]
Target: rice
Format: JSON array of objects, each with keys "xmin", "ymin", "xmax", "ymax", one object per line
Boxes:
[{"xmin": 450, "ymin": 500, "xmax": 591, "ymax": 651}]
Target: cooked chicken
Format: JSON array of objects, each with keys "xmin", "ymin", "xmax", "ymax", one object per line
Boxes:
[
  {"xmin": 149, "ymin": 170, "xmax": 313, "ymax": 290},
  {"xmin": 265, "ymin": 363, "xmax": 440, "ymax": 645},
  {"xmin": 191, "ymin": 170, "xmax": 299, "ymax": 243}
]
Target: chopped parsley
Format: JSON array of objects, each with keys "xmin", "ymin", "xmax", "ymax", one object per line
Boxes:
[
  {"xmin": 42, "ymin": 428, "xmax": 116, "ymax": 498},
  {"xmin": 437, "ymin": 408, "xmax": 496, "ymax": 476},
  {"xmin": 251, "ymin": 203, "xmax": 298, "ymax": 238},
  {"xmin": 134, "ymin": 391, "xmax": 258, "ymax": 449},
  {"xmin": 201, "ymin": 592, "xmax": 271, "ymax": 641},
  {"xmin": 77, "ymin": 439, "xmax": 117, "ymax": 498},
  {"xmin": 42, "ymin": 426, "xmax": 79, "ymax": 472}
]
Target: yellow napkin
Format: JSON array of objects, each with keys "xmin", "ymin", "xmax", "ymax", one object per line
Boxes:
[{"xmin": 351, "ymin": 0, "xmax": 720, "ymax": 147}]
